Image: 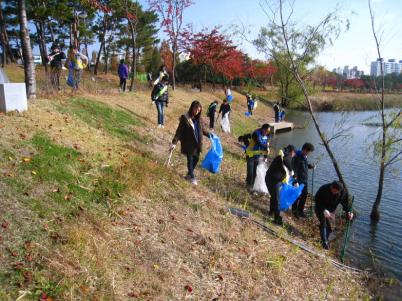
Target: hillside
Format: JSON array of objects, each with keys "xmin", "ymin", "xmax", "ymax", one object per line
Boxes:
[{"xmin": 0, "ymin": 71, "xmax": 370, "ymax": 300}]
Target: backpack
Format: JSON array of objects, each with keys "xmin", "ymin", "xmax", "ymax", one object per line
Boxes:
[{"xmin": 207, "ymin": 103, "xmax": 216, "ymax": 117}]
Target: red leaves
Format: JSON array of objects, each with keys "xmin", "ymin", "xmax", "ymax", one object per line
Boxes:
[
  {"xmin": 344, "ymin": 79, "xmax": 364, "ymax": 90},
  {"xmin": 184, "ymin": 284, "xmax": 193, "ymax": 292},
  {"xmin": 1, "ymin": 221, "xmax": 9, "ymax": 229}
]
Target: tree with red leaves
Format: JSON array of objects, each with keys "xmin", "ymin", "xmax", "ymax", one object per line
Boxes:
[
  {"xmin": 245, "ymin": 59, "xmax": 277, "ymax": 87},
  {"xmin": 344, "ymin": 78, "xmax": 364, "ymax": 91},
  {"xmin": 188, "ymin": 28, "xmax": 246, "ymax": 88},
  {"xmin": 160, "ymin": 40, "xmax": 173, "ymax": 72},
  {"xmin": 148, "ymin": 0, "xmax": 193, "ymax": 90}
]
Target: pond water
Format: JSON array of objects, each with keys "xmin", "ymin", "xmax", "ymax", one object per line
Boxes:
[{"xmin": 271, "ymin": 110, "xmax": 402, "ymax": 280}]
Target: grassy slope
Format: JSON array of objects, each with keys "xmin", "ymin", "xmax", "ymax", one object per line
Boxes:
[{"xmin": 0, "ymin": 69, "xmax": 370, "ymax": 300}]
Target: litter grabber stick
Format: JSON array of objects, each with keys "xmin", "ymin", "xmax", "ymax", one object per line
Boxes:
[
  {"xmin": 340, "ymin": 196, "xmax": 354, "ymax": 263},
  {"xmin": 164, "ymin": 149, "xmax": 174, "ymax": 167}
]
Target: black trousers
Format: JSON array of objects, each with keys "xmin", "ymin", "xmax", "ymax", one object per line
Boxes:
[
  {"xmin": 246, "ymin": 156, "xmax": 258, "ymax": 187},
  {"xmin": 186, "ymin": 153, "xmax": 200, "ymax": 179},
  {"xmin": 248, "ymin": 105, "xmax": 253, "ymax": 115},
  {"xmin": 267, "ymin": 180, "xmax": 281, "ymax": 217},
  {"xmin": 120, "ymin": 78, "xmax": 127, "ymax": 92},
  {"xmin": 315, "ymin": 209, "xmax": 332, "ymax": 244},
  {"xmin": 209, "ymin": 115, "xmax": 215, "ymax": 129},
  {"xmin": 292, "ymin": 184, "xmax": 308, "ymax": 213}
]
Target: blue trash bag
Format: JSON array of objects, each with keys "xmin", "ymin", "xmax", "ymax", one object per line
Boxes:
[
  {"xmin": 201, "ymin": 134, "xmax": 223, "ymax": 173},
  {"xmin": 279, "ymin": 181, "xmax": 305, "ymax": 211},
  {"xmin": 67, "ymin": 64, "xmax": 74, "ymax": 87},
  {"xmin": 227, "ymin": 95, "xmax": 233, "ymax": 102},
  {"xmin": 244, "ymin": 112, "xmax": 251, "ymax": 117}
]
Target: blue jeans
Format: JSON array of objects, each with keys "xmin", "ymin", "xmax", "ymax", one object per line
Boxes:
[
  {"xmin": 186, "ymin": 153, "xmax": 199, "ymax": 179},
  {"xmin": 155, "ymin": 101, "xmax": 164, "ymax": 125}
]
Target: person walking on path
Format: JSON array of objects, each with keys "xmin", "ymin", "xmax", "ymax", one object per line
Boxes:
[
  {"xmin": 171, "ymin": 101, "xmax": 211, "ymax": 185},
  {"xmin": 245, "ymin": 124, "xmax": 270, "ymax": 189},
  {"xmin": 273, "ymin": 102, "xmax": 280, "ymax": 122},
  {"xmin": 292, "ymin": 142, "xmax": 315, "ymax": 218},
  {"xmin": 265, "ymin": 145, "xmax": 296, "ymax": 225},
  {"xmin": 218, "ymin": 99, "xmax": 231, "ymax": 133},
  {"xmin": 246, "ymin": 94, "xmax": 254, "ymax": 116},
  {"xmin": 67, "ymin": 45, "xmax": 88, "ymax": 91},
  {"xmin": 48, "ymin": 42, "xmax": 66, "ymax": 90},
  {"xmin": 151, "ymin": 75, "xmax": 169, "ymax": 128},
  {"xmin": 207, "ymin": 100, "xmax": 219, "ymax": 130},
  {"xmin": 118, "ymin": 59, "xmax": 129, "ymax": 92},
  {"xmin": 314, "ymin": 181, "xmax": 353, "ymax": 249},
  {"xmin": 153, "ymin": 65, "xmax": 169, "ymax": 86}
]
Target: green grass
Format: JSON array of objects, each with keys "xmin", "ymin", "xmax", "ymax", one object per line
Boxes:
[{"xmin": 56, "ymin": 97, "xmax": 142, "ymax": 142}]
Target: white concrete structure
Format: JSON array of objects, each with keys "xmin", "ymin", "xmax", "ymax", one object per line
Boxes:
[
  {"xmin": 0, "ymin": 83, "xmax": 28, "ymax": 113},
  {"xmin": 371, "ymin": 58, "xmax": 402, "ymax": 77}
]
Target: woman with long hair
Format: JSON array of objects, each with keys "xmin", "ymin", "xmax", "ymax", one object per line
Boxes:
[{"xmin": 171, "ymin": 101, "xmax": 211, "ymax": 185}]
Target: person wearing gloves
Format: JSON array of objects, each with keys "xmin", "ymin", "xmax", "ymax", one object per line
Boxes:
[
  {"xmin": 151, "ymin": 75, "xmax": 169, "ymax": 128},
  {"xmin": 245, "ymin": 124, "xmax": 270, "ymax": 189},
  {"xmin": 292, "ymin": 142, "xmax": 315, "ymax": 218},
  {"xmin": 314, "ymin": 181, "xmax": 353, "ymax": 249},
  {"xmin": 265, "ymin": 145, "xmax": 297, "ymax": 225},
  {"xmin": 171, "ymin": 101, "xmax": 211, "ymax": 186}
]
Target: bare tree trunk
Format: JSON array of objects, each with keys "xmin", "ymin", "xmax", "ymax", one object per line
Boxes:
[
  {"xmin": 47, "ymin": 21, "xmax": 55, "ymax": 43},
  {"xmin": 18, "ymin": 0, "xmax": 36, "ymax": 99},
  {"xmin": 128, "ymin": 20, "xmax": 136, "ymax": 92},
  {"xmin": 35, "ymin": 21, "xmax": 48, "ymax": 73},
  {"xmin": 172, "ymin": 47, "xmax": 176, "ymax": 90},
  {"xmin": 278, "ymin": 0, "xmax": 348, "ymax": 194},
  {"xmin": 94, "ymin": 15, "xmax": 107, "ymax": 75}
]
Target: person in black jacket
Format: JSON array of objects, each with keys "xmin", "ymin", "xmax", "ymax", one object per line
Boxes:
[
  {"xmin": 207, "ymin": 100, "xmax": 219, "ymax": 130},
  {"xmin": 292, "ymin": 143, "xmax": 315, "ymax": 218},
  {"xmin": 314, "ymin": 181, "xmax": 353, "ymax": 249},
  {"xmin": 48, "ymin": 42, "xmax": 66, "ymax": 90},
  {"xmin": 151, "ymin": 75, "xmax": 169, "ymax": 128},
  {"xmin": 273, "ymin": 102, "xmax": 280, "ymax": 122},
  {"xmin": 266, "ymin": 145, "xmax": 296, "ymax": 225},
  {"xmin": 171, "ymin": 101, "xmax": 211, "ymax": 186}
]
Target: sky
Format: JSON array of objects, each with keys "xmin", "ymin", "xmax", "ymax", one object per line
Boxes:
[{"xmin": 140, "ymin": 0, "xmax": 402, "ymax": 74}]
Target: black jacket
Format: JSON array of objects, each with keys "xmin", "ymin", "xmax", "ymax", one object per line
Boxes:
[
  {"xmin": 314, "ymin": 184, "xmax": 351, "ymax": 214},
  {"xmin": 293, "ymin": 151, "xmax": 313, "ymax": 184},
  {"xmin": 266, "ymin": 155, "xmax": 287, "ymax": 184},
  {"xmin": 172, "ymin": 113, "xmax": 210, "ymax": 155},
  {"xmin": 219, "ymin": 103, "xmax": 231, "ymax": 116},
  {"xmin": 283, "ymin": 154, "xmax": 294, "ymax": 174},
  {"xmin": 207, "ymin": 102, "xmax": 217, "ymax": 117},
  {"xmin": 49, "ymin": 51, "xmax": 66, "ymax": 68}
]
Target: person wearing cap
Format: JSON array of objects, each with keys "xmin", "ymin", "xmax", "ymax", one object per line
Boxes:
[
  {"xmin": 265, "ymin": 145, "xmax": 296, "ymax": 225},
  {"xmin": 314, "ymin": 181, "xmax": 353, "ymax": 250},
  {"xmin": 48, "ymin": 42, "xmax": 66, "ymax": 90}
]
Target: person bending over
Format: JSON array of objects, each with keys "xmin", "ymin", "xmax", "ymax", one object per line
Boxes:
[{"xmin": 314, "ymin": 181, "xmax": 353, "ymax": 249}]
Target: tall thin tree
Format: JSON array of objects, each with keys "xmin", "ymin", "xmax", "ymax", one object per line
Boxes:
[{"xmin": 18, "ymin": 0, "xmax": 36, "ymax": 99}]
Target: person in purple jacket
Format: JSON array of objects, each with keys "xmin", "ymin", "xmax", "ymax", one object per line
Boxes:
[{"xmin": 118, "ymin": 59, "xmax": 129, "ymax": 92}]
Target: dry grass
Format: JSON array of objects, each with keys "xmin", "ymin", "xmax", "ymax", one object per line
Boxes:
[{"xmin": 0, "ymin": 68, "xmax": 373, "ymax": 300}]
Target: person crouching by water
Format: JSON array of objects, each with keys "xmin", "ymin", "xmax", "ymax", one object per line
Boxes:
[
  {"xmin": 245, "ymin": 124, "xmax": 270, "ymax": 189},
  {"xmin": 314, "ymin": 181, "xmax": 353, "ymax": 249},
  {"xmin": 171, "ymin": 101, "xmax": 211, "ymax": 186},
  {"xmin": 265, "ymin": 145, "xmax": 296, "ymax": 225},
  {"xmin": 151, "ymin": 75, "xmax": 169, "ymax": 128}
]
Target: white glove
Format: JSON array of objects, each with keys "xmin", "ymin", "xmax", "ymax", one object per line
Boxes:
[
  {"xmin": 169, "ymin": 144, "xmax": 176, "ymax": 151},
  {"xmin": 324, "ymin": 210, "xmax": 334, "ymax": 220}
]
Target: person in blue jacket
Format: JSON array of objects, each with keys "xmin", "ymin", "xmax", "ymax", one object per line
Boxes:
[
  {"xmin": 245, "ymin": 124, "xmax": 270, "ymax": 188},
  {"xmin": 292, "ymin": 142, "xmax": 315, "ymax": 218},
  {"xmin": 118, "ymin": 59, "xmax": 129, "ymax": 92}
]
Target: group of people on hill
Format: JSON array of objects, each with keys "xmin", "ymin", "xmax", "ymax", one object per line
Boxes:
[
  {"xmin": 46, "ymin": 41, "xmax": 89, "ymax": 92},
  {"xmin": 149, "ymin": 65, "xmax": 353, "ymax": 250}
]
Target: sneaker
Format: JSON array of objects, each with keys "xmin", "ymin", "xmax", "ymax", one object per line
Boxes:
[
  {"xmin": 161, "ymin": 125, "xmax": 165, "ymax": 129},
  {"xmin": 157, "ymin": 124, "xmax": 162, "ymax": 128},
  {"xmin": 184, "ymin": 174, "xmax": 192, "ymax": 180},
  {"xmin": 191, "ymin": 178, "xmax": 198, "ymax": 186},
  {"xmin": 322, "ymin": 241, "xmax": 330, "ymax": 250}
]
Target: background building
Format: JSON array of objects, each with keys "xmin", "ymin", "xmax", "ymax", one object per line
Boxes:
[
  {"xmin": 370, "ymin": 58, "xmax": 402, "ymax": 77},
  {"xmin": 332, "ymin": 65, "xmax": 364, "ymax": 79}
]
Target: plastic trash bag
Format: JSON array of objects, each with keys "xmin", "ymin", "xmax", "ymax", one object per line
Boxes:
[
  {"xmin": 253, "ymin": 100, "xmax": 258, "ymax": 109},
  {"xmin": 201, "ymin": 134, "xmax": 223, "ymax": 173},
  {"xmin": 244, "ymin": 112, "xmax": 251, "ymax": 117},
  {"xmin": 67, "ymin": 67, "xmax": 74, "ymax": 87},
  {"xmin": 279, "ymin": 180, "xmax": 305, "ymax": 211},
  {"xmin": 227, "ymin": 95, "xmax": 233, "ymax": 102},
  {"xmin": 252, "ymin": 161, "xmax": 268, "ymax": 194},
  {"xmin": 220, "ymin": 113, "xmax": 231, "ymax": 133}
]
